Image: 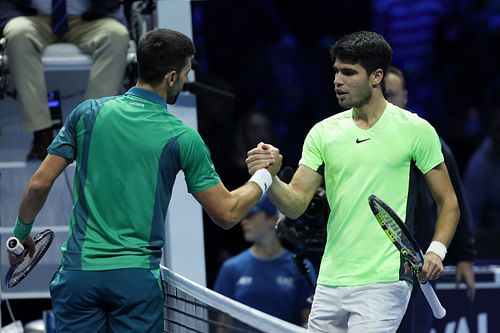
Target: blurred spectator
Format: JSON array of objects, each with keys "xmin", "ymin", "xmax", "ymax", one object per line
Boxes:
[
  {"xmin": 196, "ymin": 0, "xmax": 349, "ymax": 165},
  {"xmin": 384, "ymin": 65, "xmax": 476, "ymax": 333},
  {"xmin": 464, "ymin": 109, "xmax": 500, "ymax": 233},
  {"xmin": 205, "ymin": 109, "xmax": 279, "ymax": 288},
  {"xmin": 214, "ymin": 194, "xmax": 316, "ymax": 327},
  {"xmin": 0, "ymin": 0, "xmax": 129, "ymax": 160},
  {"xmin": 217, "ymin": 109, "xmax": 279, "ymax": 196},
  {"xmin": 372, "ymin": 0, "xmax": 452, "ymax": 134}
]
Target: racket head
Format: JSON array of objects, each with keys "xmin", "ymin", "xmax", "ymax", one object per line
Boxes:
[
  {"xmin": 368, "ymin": 195, "xmax": 424, "ymax": 269},
  {"xmin": 5, "ymin": 229, "xmax": 55, "ymax": 288}
]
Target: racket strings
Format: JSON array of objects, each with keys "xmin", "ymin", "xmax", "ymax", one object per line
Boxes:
[
  {"xmin": 376, "ymin": 203, "xmax": 420, "ymax": 266},
  {"xmin": 7, "ymin": 233, "xmax": 53, "ymax": 287}
]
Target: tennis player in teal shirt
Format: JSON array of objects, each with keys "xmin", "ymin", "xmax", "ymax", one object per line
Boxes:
[{"xmin": 8, "ymin": 28, "xmax": 280, "ymax": 333}]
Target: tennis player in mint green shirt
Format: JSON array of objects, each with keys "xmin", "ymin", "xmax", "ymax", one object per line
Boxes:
[
  {"xmin": 9, "ymin": 29, "xmax": 279, "ymax": 333},
  {"xmin": 247, "ymin": 31, "xmax": 459, "ymax": 332}
]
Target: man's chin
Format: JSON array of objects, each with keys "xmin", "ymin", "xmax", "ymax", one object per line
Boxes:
[
  {"xmin": 338, "ymin": 102, "xmax": 352, "ymax": 110},
  {"xmin": 166, "ymin": 94, "xmax": 179, "ymax": 105}
]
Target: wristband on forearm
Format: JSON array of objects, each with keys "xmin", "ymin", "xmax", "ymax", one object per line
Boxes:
[
  {"xmin": 13, "ymin": 216, "xmax": 33, "ymax": 240},
  {"xmin": 426, "ymin": 241, "xmax": 447, "ymax": 261},
  {"xmin": 249, "ymin": 169, "xmax": 272, "ymax": 195}
]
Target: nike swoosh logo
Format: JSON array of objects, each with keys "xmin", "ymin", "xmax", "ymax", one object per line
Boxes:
[{"xmin": 356, "ymin": 138, "xmax": 371, "ymax": 144}]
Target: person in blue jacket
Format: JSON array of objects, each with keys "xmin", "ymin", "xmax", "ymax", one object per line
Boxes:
[{"xmin": 214, "ymin": 193, "xmax": 316, "ymax": 327}]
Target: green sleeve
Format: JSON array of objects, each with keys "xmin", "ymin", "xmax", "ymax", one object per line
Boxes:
[
  {"xmin": 299, "ymin": 123, "xmax": 324, "ymax": 172},
  {"xmin": 412, "ymin": 118, "xmax": 444, "ymax": 174},
  {"xmin": 179, "ymin": 128, "xmax": 221, "ymax": 193}
]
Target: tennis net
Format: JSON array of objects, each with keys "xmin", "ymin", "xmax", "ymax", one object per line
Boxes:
[{"xmin": 160, "ymin": 265, "xmax": 308, "ymax": 333}]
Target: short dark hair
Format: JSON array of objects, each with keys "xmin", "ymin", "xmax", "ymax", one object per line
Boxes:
[
  {"xmin": 137, "ymin": 28, "xmax": 196, "ymax": 85},
  {"xmin": 330, "ymin": 31, "xmax": 392, "ymax": 77}
]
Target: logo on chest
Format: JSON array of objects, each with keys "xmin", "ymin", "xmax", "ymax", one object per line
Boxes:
[
  {"xmin": 355, "ymin": 138, "xmax": 371, "ymax": 144},
  {"xmin": 236, "ymin": 276, "xmax": 253, "ymax": 286},
  {"xmin": 276, "ymin": 276, "xmax": 294, "ymax": 288}
]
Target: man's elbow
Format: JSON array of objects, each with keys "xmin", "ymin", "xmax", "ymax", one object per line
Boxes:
[
  {"xmin": 211, "ymin": 212, "xmax": 240, "ymax": 230},
  {"xmin": 450, "ymin": 195, "xmax": 461, "ymax": 225},
  {"xmin": 27, "ymin": 179, "xmax": 51, "ymax": 197},
  {"xmin": 455, "ymin": 202, "xmax": 461, "ymax": 224}
]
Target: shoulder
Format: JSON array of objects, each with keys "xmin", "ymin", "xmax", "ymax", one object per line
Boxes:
[
  {"xmin": 222, "ymin": 249, "xmax": 253, "ymax": 268},
  {"xmin": 74, "ymin": 96, "xmax": 120, "ymax": 115},
  {"xmin": 306, "ymin": 110, "xmax": 352, "ymax": 140},
  {"xmin": 314, "ymin": 110, "xmax": 351, "ymax": 129},
  {"xmin": 174, "ymin": 125, "xmax": 209, "ymax": 154},
  {"xmin": 385, "ymin": 103, "xmax": 436, "ymax": 131}
]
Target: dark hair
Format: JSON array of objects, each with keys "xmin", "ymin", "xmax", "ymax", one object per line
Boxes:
[
  {"xmin": 137, "ymin": 28, "xmax": 196, "ymax": 85},
  {"xmin": 330, "ymin": 31, "xmax": 392, "ymax": 77}
]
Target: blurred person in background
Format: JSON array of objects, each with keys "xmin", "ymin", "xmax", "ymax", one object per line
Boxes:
[
  {"xmin": 214, "ymin": 193, "xmax": 316, "ymax": 327},
  {"xmin": 384, "ymin": 65, "xmax": 476, "ymax": 333},
  {"xmin": 204, "ymin": 109, "xmax": 279, "ymax": 288},
  {"xmin": 372, "ymin": 0, "xmax": 452, "ymax": 135},
  {"xmin": 0, "ymin": 0, "xmax": 130, "ymax": 160},
  {"xmin": 464, "ymin": 109, "xmax": 500, "ymax": 257}
]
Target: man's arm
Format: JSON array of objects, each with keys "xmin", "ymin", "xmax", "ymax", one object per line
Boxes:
[
  {"xmin": 9, "ymin": 154, "xmax": 70, "ymax": 265},
  {"xmin": 266, "ymin": 165, "xmax": 322, "ymax": 219},
  {"xmin": 18, "ymin": 154, "xmax": 70, "ymax": 225},
  {"xmin": 246, "ymin": 143, "xmax": 322, "ymax": 219},
  {"xmin": 423, "ymin": 162, "xmax": 460, "ymax": 279},
  {"xmin": 193, "ymin": 181, "xmax": 267, "ymax": 230}
]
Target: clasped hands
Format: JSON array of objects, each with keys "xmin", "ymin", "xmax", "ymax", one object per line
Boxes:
[{"xmin": 246, "ymin": 142, "xmax": 283, "ymax": 177}]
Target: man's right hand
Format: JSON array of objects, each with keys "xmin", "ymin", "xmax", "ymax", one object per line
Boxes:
[
  {"xmin": 8, "ymin": 236, "xmax": 35, "ymax": 266},
  {"xmin": 246, "ymin": 142, "xmax": 282, "ymax": 177}
]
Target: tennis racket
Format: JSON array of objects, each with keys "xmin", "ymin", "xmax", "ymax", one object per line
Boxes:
[
  {"xmin": 5, "ymin": 229, "xmax": 54, "ymax": 288},
  {"xmin": 368, "ymin": 195, "xmax": 446, "ymax": 319}
]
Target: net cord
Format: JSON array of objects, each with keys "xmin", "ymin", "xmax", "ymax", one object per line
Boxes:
[{"xmin": 160, "ymin": 265, "xmax": 307, "ymax": 333}]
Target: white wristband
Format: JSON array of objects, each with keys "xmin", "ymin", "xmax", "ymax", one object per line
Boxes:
[
  {"xmin": 426, "ymin": 241, "xmax": 447, "ymax": 261},
  {"xmin": 249, "ymin": 169, "xmax": 272, "ymax": 195}
]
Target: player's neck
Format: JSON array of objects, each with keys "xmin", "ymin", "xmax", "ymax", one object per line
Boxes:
[
  {"xmin": 135, "ymin": 81, "xmax": 167, "ymax": 101},
  {"xmin": 352, "ymin": 91, "xmax": 387, "ymax": 130}
]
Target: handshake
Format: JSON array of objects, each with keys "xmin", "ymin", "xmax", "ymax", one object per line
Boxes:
[
  {"xmin": 245, "ymin": 142, "xmax": 283, "ymax": 179},
  {"xmin": 245, "ymin": 142, "xmax": 283, "ymax": 196}
]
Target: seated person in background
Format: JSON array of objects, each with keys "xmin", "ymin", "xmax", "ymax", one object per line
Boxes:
[
  {"xmin": 214, "ymin": 193, "xmax": 316, "ymax": 327},
  {"xmin": 0, "ymin": 0, "xmax": 130, "ymax": 160},
  {"xmin": 464, "ymin": 109, "xmax": 500, "ymax": 233}
]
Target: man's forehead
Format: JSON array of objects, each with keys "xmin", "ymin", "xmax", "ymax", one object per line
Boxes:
[{"xmin": 333, "ymin": 59, "xmax": 362, "ymax": 70}]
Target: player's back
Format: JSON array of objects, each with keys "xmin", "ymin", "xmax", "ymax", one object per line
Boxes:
[{"xmin": 59, "ymin": 88, "xmax": 193, "ymax": 271}]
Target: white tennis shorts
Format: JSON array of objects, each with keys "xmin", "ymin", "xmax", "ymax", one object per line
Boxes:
[{"xmin": 307, "ymin": 281, "xmax": 411, "ymax": 333}]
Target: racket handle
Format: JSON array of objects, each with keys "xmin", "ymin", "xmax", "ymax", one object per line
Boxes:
[
  {"xmin": 419, "ymin": 279, "xmax": 446, "ymax": 319},
  {"xmin": 6, "ymin": 237, "xmax": 24, "ymax": 255}
]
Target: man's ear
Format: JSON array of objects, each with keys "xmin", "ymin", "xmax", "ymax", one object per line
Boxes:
[
  {"xmin": 164, "ymin": 70, "xmax": 178, "ymax": 87},
  {"xmin": 371, "ymin": 68, "xmax": 384, "ymax": 87}
]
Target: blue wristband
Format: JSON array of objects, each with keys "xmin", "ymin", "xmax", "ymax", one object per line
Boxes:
[{"xmin": 13, "ymin": 216, "xmax": 33, "ymax": 240}]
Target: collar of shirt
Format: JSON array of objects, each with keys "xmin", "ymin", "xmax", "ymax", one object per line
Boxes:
[{"xmin": 125, "ymin": 87, "xmax": 168, "ymax": 109}]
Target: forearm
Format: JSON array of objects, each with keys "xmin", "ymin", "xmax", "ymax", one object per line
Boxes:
[
  {"xmin": 432, "ymin": 195, "xmax": 460, "ymax": 247},
  {"xmin": 223, "ymin": 182, "xmax": 264, "ymax": 227},
  {"xmin": 18, "ymin": 178, "xmax": 53, "ymax": 224},
  {"xmin": 267, "ymin": 176, "xmax": 309, "ymax": 219},
  {"xmin": 196, "ymin": 181, "xmax": 264, "ymax": 230}
]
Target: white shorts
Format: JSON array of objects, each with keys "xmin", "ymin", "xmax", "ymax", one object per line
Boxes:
[{"xmin": 307, "ymin": 281, "xmax": 411, "ymax": 333}]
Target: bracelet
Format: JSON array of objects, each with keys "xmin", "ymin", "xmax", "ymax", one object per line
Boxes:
[
  {"xmin": 249, "ymin": 169, "xmax": 272, "ymax": 195},
  {"xmin": 13, "ymin": 216, "xmax": 33, "ymax": 240},
  {"xmin": 426, "ymin": 241, "xmax": 447, "ymax": 261}
]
